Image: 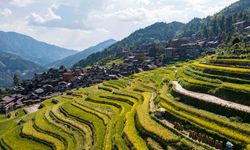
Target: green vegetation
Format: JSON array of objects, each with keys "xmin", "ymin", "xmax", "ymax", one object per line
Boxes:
[{"xmin": 1, "ymin": 45, "xmax": 250, "ymax": 150}]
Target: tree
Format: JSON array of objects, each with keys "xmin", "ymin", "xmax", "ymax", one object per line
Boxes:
[
  {"xmin": 238, "ymin": 11, "xmax": 243, "ymax": 20},
  {"xmin": 59, "ymin": 65, "xmax": 66, "ymax": 70},
  {"xmin": 202, "ymin": 25, "xmax": 208, "ymax": 39},
  {"xmin": 232, "ymin": 37, "xmax": 241, "ymax": 46},
  {"xmin": 225, "ymin": 15, "xmax": 233, "ymax": 32},
  {"xmin": 13, "ymin": 73, "xmax": 20, "ymax": 86},
  {"xmin": 212, "ymin": 17, "xmax": 219, "ymax": 36},
  {"xmin": 219, "ymin": 16, "xmax": 226, "ymax": 31}
]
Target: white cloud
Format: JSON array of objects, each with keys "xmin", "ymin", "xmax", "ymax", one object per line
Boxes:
[
  {"xmin": 0, "ymin": 8, "xmax": 12, "ymax": 17},
  {"xmin": 0, "ymin": 0, "xmax": 239, "ymax": 50},
  {"xmin": 29, "ymin": 8, "xmax": 61, "ymax": 24},
  {"xmin": 10, "ymin": 0, "xmax": 34, "ymax": 7}
]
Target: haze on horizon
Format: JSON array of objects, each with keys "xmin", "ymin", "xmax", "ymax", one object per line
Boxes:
[{"xmin": 0, "ymin": 0, "xmax": 238, "ymax": 51}]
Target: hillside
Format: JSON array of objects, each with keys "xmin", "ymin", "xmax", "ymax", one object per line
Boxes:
[
  {"xmin": 74, "ymin": 0, "xmax": 250, "ymax": 68},
  {"xmin": 0, "ymin": 46, "xmax": 249, "ymax": 149},
  {"xmin": 177, "ymin": 0, "xmax": 250, "ymax": 39},
  {"xmin": 48, "ymin": 39, "xmax": 116, "ymax": 68},
  {"xmin": 0, "ymin": 52, "xmax": 45, "ymax": 88},
  {"xmin": 74, "ymin": 22, "xmax": 185, "ymax": 67},
  {"xmin": 0, "ymin": 31, "xmax": 77, "ymax": 65}
]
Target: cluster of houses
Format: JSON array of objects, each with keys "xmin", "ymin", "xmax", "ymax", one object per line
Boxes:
[
  {"xmin": 233, "ymin": 20, "xmax": 250, "ymax": 33},
  {"xmin": 0, "ymin": 50, "xmax": 168, "ymax": 114},
  {"xmin": 233, "ymin": 20, "xmax": 250, "ymax": 47},
  {"xmin": 165, "ymin": 38, "xmax": 219, "ymax": 61}
]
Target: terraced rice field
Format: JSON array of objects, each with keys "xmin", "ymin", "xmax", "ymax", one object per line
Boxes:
[{"xmin": 0, "ymin": 52, "xmax": 250, "ymax": 150}]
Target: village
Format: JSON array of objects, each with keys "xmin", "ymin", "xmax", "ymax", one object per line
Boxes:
[{"xmin": 1, "ymin": 19, "xmax": 250, "ymax": 114}]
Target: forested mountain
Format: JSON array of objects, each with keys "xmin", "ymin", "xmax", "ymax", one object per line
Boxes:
[
  {"xmin": 74, "ymin": 22, "xmax": 184, "ymax": 67},
  {"xmin": 0, "ymin": 31, "xmax": 77, "ymax": 65},
  {"xmin": 74, "ymin": 0, "xmax": 250, "ymax": 68},
  {"xmin": 48, "ymin": 39, "xmax": 116, "ymax": 68},
  {"xmin": 0, "ymin": 52, "xmax": 45, "ymax": 88},
  {"xmin": 177, "ymin": 0, "xmax": 250, "ymax": 40}
]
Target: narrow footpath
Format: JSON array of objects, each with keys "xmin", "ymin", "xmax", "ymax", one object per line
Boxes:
[{"xmin": 172, "ymin": 81, "xmax": 250, "ymax": 113}]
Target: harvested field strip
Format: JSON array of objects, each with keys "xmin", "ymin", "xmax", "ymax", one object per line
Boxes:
[
  {"xmin": 2, "ymin": 126, "xmax": 51, "ymax": 150},
  {"xmin": 136, "ymin": 92, "xmax": 179, "ymax": 146},
  {"xmin": 50, "ymin": 103, "xmax": 92, "ymax": 150},
  {"xmin": 61, "ymin": 102, "xmax": 106, "ymax": 150},
  {"xmin": 34, "ymin": 109, "xmax": 75, "ymax": 150},
  {"xmin": 22, "ymin": 121, "xmax": 64, "ymax": 150},
  {"xmin": 159, "ymin": 99, "xmax": 250, "ymax": 145}
]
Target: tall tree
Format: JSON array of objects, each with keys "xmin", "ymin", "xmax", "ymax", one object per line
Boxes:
[
  {"xmin": 13, "ymin": 73, "xmax": 20, "ymax": 86},
  {"xmin": 225, "ymin": 15, "xmax": 233, "ymax": 32},
  {"xmin": 219, "ymin": 16, "xmax": 226, "ymax": 31},
  {"xmin": 212, "ymin": 17, "xmax": 219, "ymax": 36},
  {"xmin": 202, "ymin": 25, "xmax": 209, "ymax": 39}
]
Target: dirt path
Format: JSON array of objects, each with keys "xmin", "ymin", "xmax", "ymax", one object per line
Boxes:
[
  {"xmin": 24, "ymin": 104, "xmax": 40, "ymax": 114},
  {"xmin": 173, "ymin": 81, "xmax": 250, "ymax": 113},
  {"xmin": 149, "ymin": 92, "xmax": 157, "ymax": 112}
]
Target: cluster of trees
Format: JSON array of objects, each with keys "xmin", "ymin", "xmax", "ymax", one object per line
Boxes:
[
  {"xmin": 0, "ymin": 89, "xmax": 8, "ymax": 99},
  {"xmin": 202, "ymin": 10, "xmax": 249, "ymax": 40}
]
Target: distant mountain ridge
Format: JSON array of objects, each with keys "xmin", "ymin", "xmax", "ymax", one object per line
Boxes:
[
  {"xmin": 48, "ymin": 39, "xmax": 117, "ymax": 68},
  {"xmin": 0, "ymin": 52, "xmax": 45, "ymax": 88},
  {"xmin": 0, "ymin": 31, "xmax": 77, "ymax": 65},
  {"xmin": 74, "ymin": 21, "xmax": 185, "ymax": 67}
]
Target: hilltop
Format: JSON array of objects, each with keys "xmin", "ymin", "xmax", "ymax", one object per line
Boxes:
[{"xmin": 0, "ymin": 31, "xmax": 77, "ymax": 65}]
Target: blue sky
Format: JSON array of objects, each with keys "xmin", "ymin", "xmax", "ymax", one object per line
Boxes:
[{"xmin": 0, "ymin": 0, "xmax": 238, "ymax": 50}]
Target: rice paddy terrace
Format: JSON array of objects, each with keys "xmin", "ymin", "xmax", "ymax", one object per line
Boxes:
[{"xmin": 0, "ymin": 50, "xmax": 250, "ymax": 150}]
